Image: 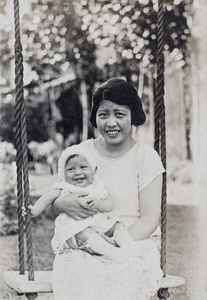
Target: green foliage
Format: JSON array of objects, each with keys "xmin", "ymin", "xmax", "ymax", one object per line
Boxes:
[
  {"xmin": 0, "ymin": 141, "xmax": 16, "ymax": 163},
  {"xmin": 0, "ymin": 99, "xmax": 51, "ymax": 144},
  {"xmin": 0, "ymin": 102, "xmax": 15, "ymax": 143},
  {"xmin": 26, "ymin": 99, "xmax": 51, "ymax": 143},
  {"xmin": 79, "ymin": 0, "xmax": 192, "ymax": 77},
  {"xmin": 0, "ymin": 0, "xmax": 193, "ymax": 82},
  {"xmin": 21, "ymin": 0, "xmax": 99, "ymax": 84},
  {"xmin": 0, "ymin": 142, "xmax": 17, "ymax": 235},
  {"xmin": 0, "ymin": 163, "xmax": 17, "ymax": 236}
]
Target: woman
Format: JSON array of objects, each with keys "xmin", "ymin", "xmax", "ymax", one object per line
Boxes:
[{"xmin": 51, "ymin": 78, "xmax": 165, "ymax": 300}]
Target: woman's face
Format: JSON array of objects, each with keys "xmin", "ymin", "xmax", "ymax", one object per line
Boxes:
[{"xmin": 96, "ymin": 100, "xmax": 132, "ymax": 146}]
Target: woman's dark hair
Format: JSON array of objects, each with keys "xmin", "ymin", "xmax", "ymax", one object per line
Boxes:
[{"xmin": 90, "ymin": 78, "xmax": 146, "ymax": 128}]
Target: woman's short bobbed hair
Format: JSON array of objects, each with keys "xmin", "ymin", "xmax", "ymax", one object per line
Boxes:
[{"xmin": 90, "ymin": 78, "xmax": 146, "ymax": 128}]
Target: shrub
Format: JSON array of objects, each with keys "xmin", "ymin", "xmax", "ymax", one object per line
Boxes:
[
  {"xmin": 0, "ymin": 141, "xmax": 16, "ymax": 164},
  {"xmin": 0, "ymin": 162, "xmax": 18, "ymax": 236}
]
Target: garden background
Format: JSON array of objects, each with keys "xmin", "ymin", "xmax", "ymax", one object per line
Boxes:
[{"xmin": 0, "ymin": 0, "xmax": 207, "ymax": 299}]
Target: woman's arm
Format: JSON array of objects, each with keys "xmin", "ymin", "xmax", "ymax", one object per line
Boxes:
[
  {"xmin": 29, "ymin": 189, "xmax": 61, "ymax": 217},
  {"xmin": 128, "ymin": 174, "xmax": 162, "ymax": 241},
  {"xmin": 52, "ymin": 192, "xmax": 98, "ymax": 220}
]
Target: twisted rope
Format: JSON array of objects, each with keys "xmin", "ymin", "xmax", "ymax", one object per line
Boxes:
[
  {"xmin": 154, "ymin": 0, "xmax": 167, "ymax": 280},
  {"xmin": 14, "ymin": 0, "xmax": 25, "ymax": 276},
  {"xmin": 13, "ymin": 0, "xmax": 35, "ymax": 282}
]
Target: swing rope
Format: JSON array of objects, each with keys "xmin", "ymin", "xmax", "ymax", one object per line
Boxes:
[
  {"xmin": 154, "ymin": 0, "xmax": 167, "ymax": 276},
  {"xmin": 13, "ymin": 0, "xmax": 35, "ymax": 283},
  {"xmin": 154, "ymin": 0, "xmax": 170, "ymax": 298}
]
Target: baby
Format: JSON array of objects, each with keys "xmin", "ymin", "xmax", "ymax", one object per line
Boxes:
[{"xmin": 28, "ymin": 145, "xmax": 137, "ymax": 262}]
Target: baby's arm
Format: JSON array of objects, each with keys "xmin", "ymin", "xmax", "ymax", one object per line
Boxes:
[
  {"xmin": 29, "ymin": 189, "xmax": 61, "ymax": 217},
  {"xmin": 86, "ymin": 194, "xmax": 113, "ymax": 213}
]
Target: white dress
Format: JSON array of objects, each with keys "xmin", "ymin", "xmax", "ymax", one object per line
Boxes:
[
  {"xmin": 51, "ymin": 177, "xmax": 119, "ymax": 254},
  {"xmin": 52, "ymin": 139, "xmax": 165, "ymax": 300}
]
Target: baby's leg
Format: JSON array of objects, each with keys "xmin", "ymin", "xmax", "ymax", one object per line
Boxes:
[
  {"xmin": 75, "ymin": 227, "xmax": 130, "ymax": 262},
  {"xmin": 75, "ymin": 228, "xmax": 98, "ymax": 250},
  {"xmin": 112, "ymin": 222, "xmax": 134, "ymax": 247},
  {"xmin": 112, "ymin": 223, "xmax": 143, "ymax": 257}
]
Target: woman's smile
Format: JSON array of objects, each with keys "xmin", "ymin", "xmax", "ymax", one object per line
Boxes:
[{"xmin": 106, "ymin": 130, "xmax": 120, "ymax": 137}]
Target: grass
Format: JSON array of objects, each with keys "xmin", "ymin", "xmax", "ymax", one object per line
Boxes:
[{"xmin": 0, "ymin": 176, "xmax": 204, "ymax": 299}]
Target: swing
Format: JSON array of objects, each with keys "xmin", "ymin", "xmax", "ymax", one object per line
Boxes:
[{"xmin": 3, "ymin": 0, "xmax": 186, "ymax": 299}]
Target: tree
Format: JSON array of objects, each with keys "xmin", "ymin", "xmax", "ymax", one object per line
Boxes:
[
  {"xmin": 78, "ymin": 0, "xmax": 192, "ymax": 80},
  {"xmin": 21, "ymin": 1, "xmax": 99, "ymax": 86}
]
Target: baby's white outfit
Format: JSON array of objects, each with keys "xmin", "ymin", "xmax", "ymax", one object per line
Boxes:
[{"xmin": 51, "ymin": 176, "xmax": 118, "ymax": 254}]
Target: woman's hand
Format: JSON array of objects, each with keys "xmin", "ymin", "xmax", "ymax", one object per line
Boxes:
[
  {"xmin": 86, "ymin": 198, "xmax": 101, "ymax": 211},
  {"xmin": 53, "ymin": 192, "xmax": 98, "ymax": 220}
]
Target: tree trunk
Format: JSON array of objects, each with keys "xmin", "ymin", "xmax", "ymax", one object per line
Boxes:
[
  {"xmin": 182, "ymin": 62, "xmax": 192, "ymax": 160},
  {"xmin": 80, "ymin": 81, "xmax": 88, "ymax": 141}
]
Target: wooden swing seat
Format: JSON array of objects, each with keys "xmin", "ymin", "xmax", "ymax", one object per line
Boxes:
[{"xmin": 3, "ymin": 270, "xmax": 186, "ymax": 294}]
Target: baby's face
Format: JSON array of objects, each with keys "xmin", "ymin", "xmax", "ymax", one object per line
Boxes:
[{"xmin": 65, "ymin": 155, "xmax": 93, "ymax": 187}]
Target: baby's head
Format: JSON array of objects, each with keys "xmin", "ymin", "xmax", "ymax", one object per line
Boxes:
[{"xmin": 58, "ymin": 145, "xmax": 97, "ymax": 187}]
